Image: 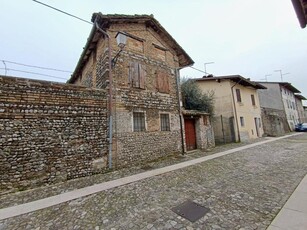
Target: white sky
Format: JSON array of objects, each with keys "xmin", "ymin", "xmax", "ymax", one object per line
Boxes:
[{"xmin": 1, "ymin": 0, "xmax": 307, "ymax": 105}]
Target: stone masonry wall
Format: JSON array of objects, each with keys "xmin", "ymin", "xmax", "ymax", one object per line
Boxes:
[
  {"xmin": 261, "ymin": 107, "xmax": 290, "ymax": 136},
  {"xmin": 112, "ymin": 51, "xmax": 182, "ymax": 167},
  {"xmin": 195, "ymin": 116, "xmax": 215, "ymax": 149},
  {"xmin": 72, "ymin": 21, "xmax": 191, "ymax": 168},
  {"xmin": 0, "ymin": 76, "xmax": 108, "ymax": 193}
]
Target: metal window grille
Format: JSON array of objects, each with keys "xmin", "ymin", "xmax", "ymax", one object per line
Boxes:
[
  {"xmin": 160, "ymin": 114, "xmax": 170, "ymax": 131},
  {"xmin": 133, "ymin": 112, "xmax": 145, "ymax": 132}
]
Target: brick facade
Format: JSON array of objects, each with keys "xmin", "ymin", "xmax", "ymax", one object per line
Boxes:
[{"xmin": 0, "ymin": 76, "xmax": 108, "ymax": 193}]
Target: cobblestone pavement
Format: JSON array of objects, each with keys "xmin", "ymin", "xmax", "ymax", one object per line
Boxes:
[{"xmin": 1, "ymin": 134, "xmax": 307, "ymax": 229}]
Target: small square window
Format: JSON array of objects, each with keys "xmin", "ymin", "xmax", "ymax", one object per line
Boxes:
[
  {"xmin": 160, "ymin": 114, "xmax": 170, "ymax": 131},
  {"xmin": 240, "ymin": 116, "xmax": 245, "ymax": 127},
  {"xmin": 133, "ymin": 112, "xmax": 145, "ymax": 132}
]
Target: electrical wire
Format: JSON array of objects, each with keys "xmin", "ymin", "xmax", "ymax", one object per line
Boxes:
[
  {"xmin": 1, "ymin": 60, "xmax": 72, "ymax": 73},
  {"xmin": 32, "ymin": 0, "xmax": 93, "ymax": 25},
  {"xmin": 0, "ymin": 68, "xmax": 67, "ymax": 80}
]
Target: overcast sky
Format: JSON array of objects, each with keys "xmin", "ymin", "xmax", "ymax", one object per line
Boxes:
[{"xmin": 1, "ymin": 0, "xmax": 306, "ymax": 105}]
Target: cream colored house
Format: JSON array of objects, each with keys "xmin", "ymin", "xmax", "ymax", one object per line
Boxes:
[{"xmin": 195, "ymin": 75, "xmax": 266, "ymax": 143}]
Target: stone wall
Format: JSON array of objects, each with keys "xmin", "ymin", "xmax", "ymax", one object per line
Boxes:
[
  {"xmin": 261, "ymin": 107, "xmax": 290, "ymax": 136},
  {"xmin": 212, "ymin": 115, "xmax": 235, "ymax": 144},
  {"xmin": 0, "ymin": 76, "xmax": 108, "ymax": 193},
  {"xmin": 195, "ymin": 116, "xmax": 215, "ymax": 149}
]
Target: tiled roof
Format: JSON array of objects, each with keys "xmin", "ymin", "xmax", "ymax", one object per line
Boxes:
[
  {"xmin": 195, "ymin": 75, "xmax": 267, "ymax": 90},
  {"xmin": 68, "ymin": 13, "xmax": 194, "ymax": 83}
]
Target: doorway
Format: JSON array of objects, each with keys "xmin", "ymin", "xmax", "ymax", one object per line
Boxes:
[{"xmin": 184, "ymin": 118, "xmax": 197, "ymax": 151}]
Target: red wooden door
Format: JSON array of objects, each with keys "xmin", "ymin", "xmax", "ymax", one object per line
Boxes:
[{"xmin": 184, "ymin": 118, "xmax": 197, "ymax": 151}]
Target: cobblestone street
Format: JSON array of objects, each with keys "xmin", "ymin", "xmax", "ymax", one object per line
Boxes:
[{"xmin": 1, "ymin": 133, "xmax": 307, "ymax": 230}]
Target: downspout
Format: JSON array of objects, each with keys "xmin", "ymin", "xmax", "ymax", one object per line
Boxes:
[
  {"xmin": 231, "ymin": 80, "xmax": 242, "ymax": 142},
  {"xmin": 95, "ymin": 21, "xmax": 113, "ymax": 169},
  {"xmin": 175, "ymin": 68, "xmax": 185, "ymax": 155}
]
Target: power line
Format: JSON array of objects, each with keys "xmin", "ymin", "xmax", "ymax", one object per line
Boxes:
[
  {"xmin": 0, "ymin": 68, "xmax": 67, "ymax": 80},
  {"xmin": 1, "ymin": 60, "xmax": 72, "ymax": 73},
  {"xmin": 32, "ymin": 0, "xmax": 93, "ymax": 25}
]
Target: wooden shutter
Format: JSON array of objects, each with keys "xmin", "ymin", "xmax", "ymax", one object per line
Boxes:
[
  {"xmin": 129, "ymin": 62, "xmax": 146, "ymax": 89},
  {"xmin": 129, "ymin": 62, "xmax": 139, "ymax": 88},
  {"xmin": 251, "ymin": 94, "xmax": 255, "ymax": 106},
  {"xmin": 236, "ymin": 89, "xmax": 241, "ymax": 102},
  {"xmin": 139, "ymin": 64, "xmax": 146, "ymax": 89},
  {"xmin": 156, "ymin": 71, "xmax": 170, "ymax": 93}
]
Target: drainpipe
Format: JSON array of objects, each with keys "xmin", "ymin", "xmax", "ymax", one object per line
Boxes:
[
  {"xmin": 231, "ymin": 79, "xmax": 242, "ymax": 142},
  {"xmin": 175, "ymin": 68, "xmax": 185, "ymax": 155},
  {"xmin": 94, "ymin": 21, "xmax": 113, "ymax": 169}
]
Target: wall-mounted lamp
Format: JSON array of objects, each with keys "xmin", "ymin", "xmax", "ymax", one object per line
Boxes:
[
  {"xmin": 115, "ymin": 32, "xmax": 127, "ymax": 49},
  {"xmin": 112, "ymin": 32, "xmax": 127, "ymax": 67}
]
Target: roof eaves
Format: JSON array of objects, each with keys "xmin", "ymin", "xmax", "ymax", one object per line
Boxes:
[
  {"xmin": 92, "ymin": 13, "xmax": 194, "ymax": 68},
  {"xmin": 67, "ymin": 24, "xmax": 97, "ymax": 84},
  {"xmin": 291, "ymin": 0, "xmax": 307, "ymax": 28},
  {"xmin": 295, "ymin": 94, "xmax": 307, "ymax": 100},
  {"xmin": 196, "ymin": 75, "xmax": 266, "ymax": 89},
  {"xmin": 280, "ymin": 82, "xmax": 301, "ymax": 93}
]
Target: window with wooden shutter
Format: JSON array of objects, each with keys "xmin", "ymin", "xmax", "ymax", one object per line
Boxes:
[
  {"xmin": 129, "ymin": 62, "xmax": 146, "ymax": 89},
  {"xmin": 156, "ymin": 71, "xmax": 170, "ymax": 93},
  {"xmin": 251, "ymin": 94, "xmax": 255, "ymax": 106},
  {"xmin": 236, "ymin": 89, "xmax": 241, "ymax": 102}
]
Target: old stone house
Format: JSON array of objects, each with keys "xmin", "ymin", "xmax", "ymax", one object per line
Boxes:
[
  {"xmin": 194, "ymin": 75, "xmax": 266, "ymax": 144},
  {"xmin": 257, "ymin": 82, "xmax": 302, "ymax": 133},
  {"xmin": 0, "ymin": 14, "xmax": 216, "ymax": 193},
  {"xmin": 68, "ymin": 13, "xmax": 215, "ymax": 168}
]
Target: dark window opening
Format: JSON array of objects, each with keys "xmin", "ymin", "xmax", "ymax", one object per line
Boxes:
[
  {"xmin": 160, "ymin": 114, "xmax": 170, "ymax": 131},
  {"xmin": 236, "ymin": 89, "xmax": 242, "ymax": 102},
  {"xmin": 251, "ymin": 94, "xmax": 256, "ymax": 106},
  {"xmin": 133, "ymin": 112, "xmax": 145, "ymax": 132},
  {"xmin": 240, "ymin": 116, "xmax": 245, "ymax": 127}
]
